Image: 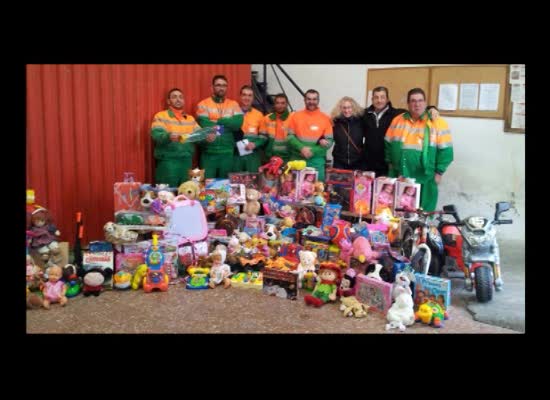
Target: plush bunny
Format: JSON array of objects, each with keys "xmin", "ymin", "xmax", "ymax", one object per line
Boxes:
[{"xmin": 385, "ymin": 291, "xmax": 415, "ymax": 332}]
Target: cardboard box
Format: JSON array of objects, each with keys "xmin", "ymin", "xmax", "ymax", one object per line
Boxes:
[
  {"xmin": 395, "ymin": 180, "xmax": 421, "ymax": 214},
  {"xmin": 83, "ymin": 251, "xmax": 114, "ymax": 289},
  {"xmin": 354, "ymin": 275, "xmax": 393, "ymax": 315},
  {"xmin": 114, "ymin": 181, "xmax": 142, "ymax": 212},
  {"xmin": 414, "ymin": 273, "xmax": 451, "ymax": 311}
]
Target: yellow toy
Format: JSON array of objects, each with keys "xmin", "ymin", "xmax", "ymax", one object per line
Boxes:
[
  {"xmin": 284, "ymin": 160, "xmax": 307, "ymax": 175},
  {"xmin": 131, "ymin": 264, "xmax": 148, "ymax": 290},
  {"xmin": 339, "ymin": 296, "xmax": 369, "ymax": 318}
]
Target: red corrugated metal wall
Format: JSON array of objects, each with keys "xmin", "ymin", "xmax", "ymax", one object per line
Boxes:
[{"xmin": 27, "ymin": 64, "xmax": 251, "ymax": 246}]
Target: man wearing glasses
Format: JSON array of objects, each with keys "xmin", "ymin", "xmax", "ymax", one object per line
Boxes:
[
  {"xmin": 196, "ymin": 75, "xmax": 243, "ymax": 178},
  {"xmin": 384, "ymin": 88, "xmax": 453, "ymax": 211}
]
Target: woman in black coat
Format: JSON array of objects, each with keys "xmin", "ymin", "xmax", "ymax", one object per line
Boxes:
[{"xmin": 330, "ymin": 96, "xmax": 366, "ymax": 170}]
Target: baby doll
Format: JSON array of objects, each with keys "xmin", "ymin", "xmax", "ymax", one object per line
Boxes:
[
  {"xmin": 399, "ymin": 185, "xmax": 417, "ymax": 212},
  {"xmin": 208, "ymin": 250, "xmax": 232, "ymax": 289},
  {"xmin": 41, "ymin": 264, "xmax": 67, "ymax": 309},
  {"xmin": 280, "ymin": 173, "xmax": 294, "ymax": 197},
  {"xmin": 313, "ymin": 181, "xmax": 326, "ymax": 206},
  {"xmin": 375, "ymin": 183, "xmax": 395, "ymax": 215},
  {"xmin": 304, "ymin": 262, "xmax": 341, "ymax": 307},
  {"xmin": 29, "ymin": 208, "xmax": 61, "ymax": 262},
  {"xmin": 301, "ymin": 174, "xmax": 315, "ymax": 198}
]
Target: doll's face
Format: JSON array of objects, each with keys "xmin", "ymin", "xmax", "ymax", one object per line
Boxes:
[
  {"xmin": 405, "ymin": 186, "xmax": 416, "ymax": 196},
  {"xmin": 33, "ymin": 216, "xmax": 46, "ymax": 227},
  {"xmin": 383, "ymin": 184, "xmax": 394, "ymax": 194},
  {"xmin": 306, "ymin": 174, "xmax": 314, "ymax": 182},
  {"xmin": 319, "ymin": 269, "xmax": 337, "ymax": 282},
  {"xmin": 211, "ymin": 254, "xmax": 222, "ymax": 265},
  {"xmin": 48, "ymin": 266, "xmax": 62, "ymax": 282}
]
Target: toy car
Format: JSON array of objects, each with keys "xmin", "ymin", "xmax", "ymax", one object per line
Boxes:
[{"xmin": 143, "ymin": 267, "xmax": 169, "ymax": 292}]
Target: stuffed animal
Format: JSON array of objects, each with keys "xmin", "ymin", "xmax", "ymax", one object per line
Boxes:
[
  {"xmin": 29, "ymin": 207, "xmax": 61, "ymax": 262},
  {"xmin": 264, "ymin": 224, "xmax": 280, "ymax": 242},
  {"xmin": 366, "ymin": 263, "xmax": 383, "ymax": 280},
  {"xmin": 392, "ymin": 272, "xmax": 412, "ymax": 300},
  {"xmin": 386, "ymin": 292, "xmax": 415, "ymax": 331},
  {"xmin": 177, "ymin": 180, "xmax": 201, "ymax": 200},
  {"xmin": 352, "ymin": 236, "xmax": 380, "ymax": 265},
  {"xmin": 242, "ymin": 188, "xmax": 261, "ymax": 218},
  {"xmin": 259, "ymin": 156, "xmax": 284, "ymax": 176},
  {"xmin": 304, "ymin": 262, "xmax": 341, "ymax": 307},
  {"xmin": 313, "ymin": 182, "xmax": 326, "ymax": 206},
  {"xmin": 283, "ymin": 159, "xmax": 307, "ymax": 175},
  {"xmin": 339, "ymin": 238, "xmax": 353, "ymax": 267},
  {"xmin": 140, "ymin": 190, "xmax": 156, "ymax": 209},
  {"xmin": 151, "ymin": 190, "xmax": 175, "ymax": 215},
  {"xmin": 188, "ymin": 168, "xmax": 205, "ymax": 189},
  {"xmin": 296, "ymin": 250, "xmax": 317, "ymax": 289},
  {"xmin": 103, "ymin": 222, "xmax": 138, "ymax": 244},
  {"xmin": 82, "ymin": 268, "xmax": 112, "ymax": 297},
  {"xmin": 340, "ymin": 296, "xmax": 369, "ymax": 318}
]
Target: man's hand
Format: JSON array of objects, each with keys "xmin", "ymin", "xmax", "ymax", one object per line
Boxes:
[
  {"xmin": 245, "ymin": 142, "xmax": 256, "ymax": 151},
  {"xmin": 301, "ymin": 147, "xmax": 313, "ymax": 159},
  {"xmin": 206, "ymin": 133, "xmax": 217, "ymax": 143},
  {"xmin": 319, "ymin": 138, "xmax": 329, "ymax": 147},
  {"xmin": 435, "ymin": 173, "xmax": 442, "ymax": 184},
  {"xmin": 170, "ymin": 133, "xmax": 180, "ymax": 142}
]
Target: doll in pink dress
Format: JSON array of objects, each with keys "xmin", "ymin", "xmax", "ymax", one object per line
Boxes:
[
  {"xmin": 375, "ymin": 183, "xmax": 395, "ymax": 214},
  {"xmin": 301, "ymin": 174, "xmax": 315, "ymax": 198},
  {"xmin": 399, "ymin": 186, "xmax": 417, "ymax": 212},
  {"xmin": 42, "ymin": 265, "xmax": 68, "ymax": 309}
]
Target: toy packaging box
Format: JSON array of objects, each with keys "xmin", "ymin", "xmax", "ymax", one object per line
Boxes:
[
  {"xmin": 414, "ymin": 273, "xmax": 451, "ymax": 311},
  {"xmin": 279, "ymin": 170, "xmax": 300, "ymax": 201},
  {"xmin": 115, "ymin": 253, "xmax": 145, "ymax": 274},
  {"xmin": 321, "ymin": 203, "xmax": 342, "ymax": 230},
  {"xmin": 297, "ymin": 168, "xmax": 318, "ymax": 201},
  {"xmin": 395, "ymin": 180, "xmax": 421, "ymax": 214},
  {"xmin": 227, "ymin": 183, "xmax": 246, "ymax": 205},
  {"xmin": 372, "ymin": 177, "xmax": 397, "ymax": 215},
  {"xmin": 228, "ymin": 172, "xmax": 261, "ymax": 190},
  {"xmin": 114, "ymin": 180, "xmax": 142, "ymax": 212},
  {"xmin": 325, "ymin": 168, "xmax": 354, "ymax": 186},
  {"xmin": 262, "ymin": 268, "xmax": 298, "ymax": 300},
  {"xmin": 354, "ymin": 275, "xmax": 393, "ymax": 315},
  {"xmin": 327, "ymin": 184, "xmax": 353, "ymax": 211},
  {"xmin": 83, "ymin": 250, "xmax": 114, "ymax": 289},
  {"xmin": 353, "ymin": 171, "xmax": 375, "ymax": 215}
]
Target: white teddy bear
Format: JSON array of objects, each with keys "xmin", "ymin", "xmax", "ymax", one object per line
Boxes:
[
  {"xmin": 385, "ymin": 292, "xmax": 415, "ymax": 332},
  {"xmin": 296, "ymin": 250, "xmax": 317, "ymax": 289}
]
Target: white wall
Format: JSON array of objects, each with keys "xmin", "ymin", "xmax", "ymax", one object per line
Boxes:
[{"xmin": 252, "ymin": 64, "xmax": 525, "ymax": 242}]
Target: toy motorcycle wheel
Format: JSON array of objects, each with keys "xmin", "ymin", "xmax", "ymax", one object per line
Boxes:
[{"xmin": 475, "ymin": 264, "xmax": 493, "ymax": 303}]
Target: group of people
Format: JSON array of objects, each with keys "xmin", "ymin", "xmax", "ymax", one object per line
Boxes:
[{"xmin": 151, "ymin": 75, "xmax": 454, "ymax": 211}]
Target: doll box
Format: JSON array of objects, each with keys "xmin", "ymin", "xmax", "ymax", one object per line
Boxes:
[
  {"xmin": 395, "ymin": 181, "xmax": 421, "ymax": 214},
  {"xmin": 325, "ymin": 168, "xmax": 354, "ymax": 186},
  {"xmin": 114, "ymin": 181, "xmax": 142, "ymax": 212},
  {"xmin": 413, "ymin": 273, "xmax": 451, "ymax": 311},
  {"xmin": 372, "ymin": 177, "xmax": 397, "ymax": 215},
  {"xmin": 354, "ymin": 275, "xmax": 393, "ymax": 315},
  {"xmin": 228, "ymin": 172, "xmax": 261, "ymax": 190},
  {"xmin": 352, "ymin": 171, "xmax": 375, "ymax": 215},
  {"xmin": 262, "ymin": 268, "xmax": 298, "ymax": 300}
]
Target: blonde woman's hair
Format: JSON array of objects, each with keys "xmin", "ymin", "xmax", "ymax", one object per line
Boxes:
[{"xmin": 330, "ymin": 96, "xmax": 364, "ymax": 119}]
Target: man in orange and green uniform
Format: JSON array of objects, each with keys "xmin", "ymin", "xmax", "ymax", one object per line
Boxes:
[
  {"xmin": 196, "ymin": 75, "xmax": 244, "ymax": 179},
  {"xmin": 385, "ymin": 88, "xmax": 453, "ymax": 211},
  {"xmin": 233, "ymin": 85, "xmax": 266, "ymax": 172},
  {"xmin": 260, "ymin": 93, "xmax": 293, "ymax": 165},
  {"xmin": 151, "ymin": 88, "xmax": 202, "ymax": 187},
  {"xmin": 287, "ymin": 89, "xmax": 333, "ymax": 181}
]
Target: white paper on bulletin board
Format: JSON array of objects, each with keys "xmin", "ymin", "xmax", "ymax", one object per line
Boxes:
[
  {"xmin": 478, "ymin": 83, "xmax": 500, "ymax": 111},
  {"xmin": 511, "ymin": 102, "xmax": 525, "ymax": 129},
  {"xmin": 459, "ymin": 83, "xmax": 479, "ymax": 110},
  {"xmin": 438, "ymin": 84, "xmax": 458, "ymax": 110}
]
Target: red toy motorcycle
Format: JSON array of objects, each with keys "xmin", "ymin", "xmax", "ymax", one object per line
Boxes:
[{"xmin": 439, "ymin": 202, "xmax": 512, "ymax": 303}]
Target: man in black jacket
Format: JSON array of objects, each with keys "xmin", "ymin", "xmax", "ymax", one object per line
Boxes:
[{"xmin": 363, "ymin": 86, "xmax": 438, "ymax": 177}]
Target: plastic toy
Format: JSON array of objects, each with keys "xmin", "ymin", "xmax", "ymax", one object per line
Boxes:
[
  {"xmin": 143, "ymin": 234, "xmax": 169, "ymax": 292},
  {"xmin": 259, "ymin": 156, "xmax": 284, "ymax": 176},
  {"xmin": 186, "ymin": 266, "xmax": 210, "ymax": 290},
  {"xmin": 113, "ymin": 270, "xmax": 132, "ymax": 290},
  {"xmin": 42, "ymin": 264, "xmax": 67, "ymax": 309},
  {"xmin": 131, "ymin": 264, "xmax": 148, "ymax": 290},
  {"xmin": 415, "ymin": 301, "xmax": 448, "ymax": 328},
  {"xmin": 283, "ymin": 160, "xmax": 307, "ymax": 175},
  {"xmin": 209, "ymin": 250, "xmax": 232, "ymax": 289},
  {"xmin": 63, "ymin": 264, "xmax": 82, "ymax": 297}
]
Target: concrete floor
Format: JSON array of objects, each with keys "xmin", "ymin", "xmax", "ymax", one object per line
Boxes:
[{"xmin": 27, "ymin": 238, "xmax": 524, "ymax": 334}]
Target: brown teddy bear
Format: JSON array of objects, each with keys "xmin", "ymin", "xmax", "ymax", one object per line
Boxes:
[
  {"xmin": 242, "ymin": 188, "xmax": 261, "ymax": 218},
  {"xmin": 188, "ymin": 168, "xmax": 205, "ymax": 190},
  {"xmin": 177, "ymin": 180, "xmax": 201, "ymax": 200}
]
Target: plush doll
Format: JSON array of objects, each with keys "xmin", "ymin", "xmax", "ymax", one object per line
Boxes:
[
  {"xmin": 177, "ymin": 180, "xmax": 201, "ymax": 200},
  {"xmin": 313, "ymin": 182, "xmax": 326, "ymax": 206},
  {"xmin": 242, "ymin": 188, "xmax": 261, "ymax": 218},
  {"xmin": 264, "ymin": 224, "xmax": 280, "ymax": 242},
  {"xmin": 140, "ymin": 190, "xmax": 156, "ymax": 210},
  {"xmin": 208, "ymin": 250, "xmax": 232, "ymax": 289},
  {"xmin": 103, "ymin": 222, "xmax": 139, "ymax": 245},
  {"xmin": 340, "ymin": 296, "xmax": 369, "ymax": 318},
  {"xmin": 26, "ymin": 254, "xmax": 44, "ymax": 291},
  {"xmin": 296, "ymin": 250, "xmax": 317, "ymax": 289},
  {"xmin": 366, "ymin": 263, "xmax": 384, "ymax": 280},
  {"xmin": 304, "ymin": 262, "xmax": 341, "ymax": 307},
  {"xmin": 386, "ymin": 291, "xmax": 415, "ymax": 331},
  {"xmin": 82, "ymin": 268, "xmax": 111, "ymax": 297},
  {"xmin": 41, "ymin": 264, "xmax": 68, "ymax": 309},
  {"xmin": 188, "ymin": 168, "xmax": 206, "ymax": 190},
  {"xmin": 151, "ymin": 190, "xmax": 175, "ymax": 215},
  {"xmin": 29, "ymin": 208, "xmax": 61, "ymax": 262}
]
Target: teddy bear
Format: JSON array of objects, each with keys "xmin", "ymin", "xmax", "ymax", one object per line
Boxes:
[
  {"xmin": 242, "ymin": 188, "xmax": 261, "ymax": 218},
  {"xmin": 295, "ymin": 250, "xmax": 317, "ymax": 289},
  {"xmin": 385, "ymin": 291, "xmax": 415, "ymax": 331},
  {"xmin": 177, "ymin": 180, "xmax": 201, "ymax": 200},
  {"xmin": 339, "ymin": 296, "xmax": 369, "ymax": 318}
]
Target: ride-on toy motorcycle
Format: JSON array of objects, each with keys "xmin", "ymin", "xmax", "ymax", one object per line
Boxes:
[
  {"xmin": 398, "ymin": 208, "xmax": 444, "ymax": 277},
  {"xmin": 439, "ymin": 202, "xmax": 512, "ymax": 303}
]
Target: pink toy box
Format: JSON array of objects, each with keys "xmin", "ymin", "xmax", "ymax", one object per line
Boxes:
[
  {"xmin": 352, "ymin": 171, "xmax": 375, "ymax": 216},
  {"xmin": 354, "ymin": 275, "xmax": 393, "ymax": 315},
  {"xmin": 395, "ymin": 179, "xmax": 421, "ymax": 214},
  {"xmin": 372, "ymin": 177, "xmax": 397, "ymax": 215}
]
